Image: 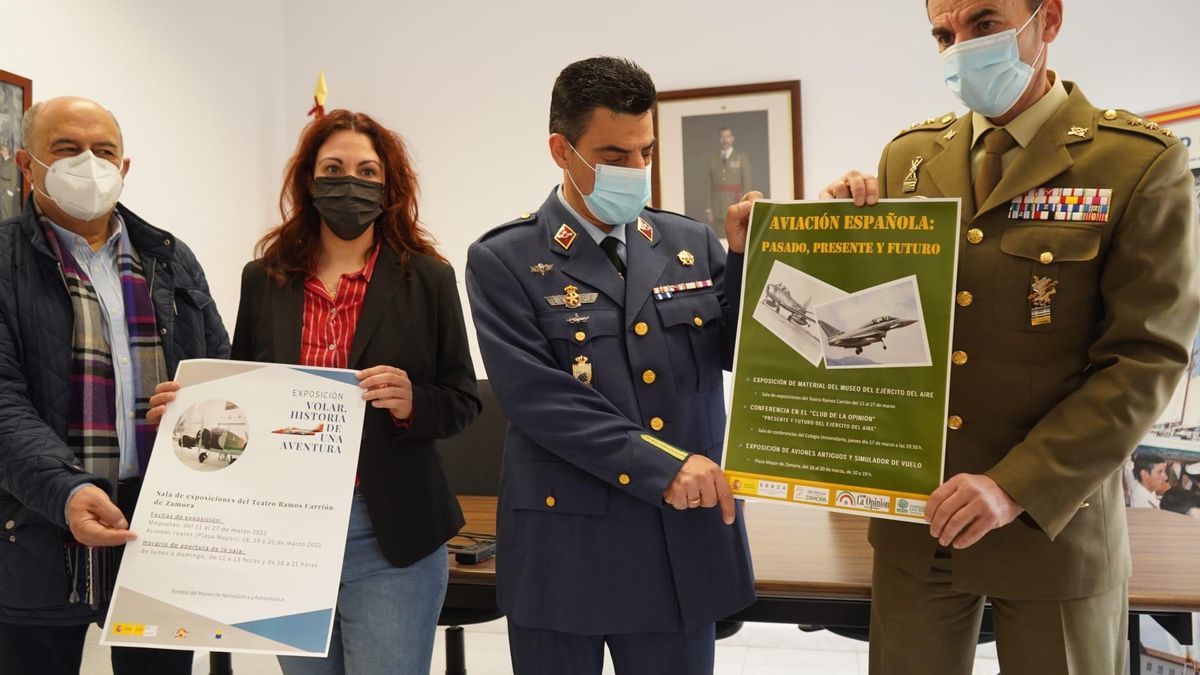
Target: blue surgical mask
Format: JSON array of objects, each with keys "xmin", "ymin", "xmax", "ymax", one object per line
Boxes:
[
  {"xmin": 941, "ymin": 3, "xmax": 1046, "ymax": 118},
  {"xmin": 566, "ymin": 144, "xmax": 652, "ymax": 226}
]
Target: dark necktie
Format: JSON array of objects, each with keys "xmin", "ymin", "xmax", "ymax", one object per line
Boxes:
[
  {"xmin": 599, "ymin": 235, "xmax": 625, "ymax": 279},
  {"xmin": 974, "ymin": 127, "xmax": 1018, "ymax": 209}
]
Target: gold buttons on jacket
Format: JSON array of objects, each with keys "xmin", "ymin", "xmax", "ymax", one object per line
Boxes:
[
  {"xmin": 642, "ymin": 370, "xmax": 657, "ymax": 385},
  {"xmin": 545, "ymin": 496, "xmax": 556, "ymax": 508},
  {"xmin": 967, "ymin": 228, "xmax": 984, "ymax": 244},
  {"xmin": 1039, "ymin": 251, "xmax": 1054, "ymax": 265},
  {"xmin": 3, "ymin": 520, "xmax": 13, "ymax": 531},
  {"xmin": 952, "ymin": 351, "xmax": 969, "ymax": 366},
  {"xmin": 956, "ymin": 291, "xmax": 974, "ymax": 307},
  {"xmin": 947, "ymin": 415, "xmax": 964, "ymax": 430},
  {"xmin": 618, "ymin": 474, "xmax": 631, "ymax": 485},
  {"xmin": 634, "ymin": 322, "xmax": 649, "ymax": 336},
  {"xmin": 1103, "ymin": 109, "xmax": 1118, "ymax": 120},
  {"xmin": 650, "ymin": 417, "xmax": 665, "ymax": 431},
  {"xmin": 574, "ymin": 331, "xmax": 586, "ymax": 342},
  {"xmin": 693, "ymin": 316, "xmax": 705, "ymax": 327}
]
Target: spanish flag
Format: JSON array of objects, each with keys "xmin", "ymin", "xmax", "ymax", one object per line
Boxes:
[{"xmin": 307, "ymin": 72, "xmax": 328, "ymax": 119}]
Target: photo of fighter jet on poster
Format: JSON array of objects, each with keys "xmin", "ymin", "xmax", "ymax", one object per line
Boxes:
[{"xmin": 815, "ymin": 276, "xmax": 932, "ymax": 369}]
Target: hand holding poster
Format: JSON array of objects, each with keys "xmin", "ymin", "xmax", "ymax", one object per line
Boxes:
[
  {"xmin": 101, "ymin": 359, "xmax": 365, "ymax": 656},
  {"xmin": 723, "ymin": 199, "xmax": 961, "ymax": 521}
]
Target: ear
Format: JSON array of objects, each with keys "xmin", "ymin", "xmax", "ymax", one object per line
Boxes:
[
  {"xmin": 548, "ymin": 133, "xmax": 571, "ymax": 171},
  {"xmin": 1040, "ymin": 0, "xmax": 1063, "ymax": 43},
  {"xmin": 13, "ymin": 149, "xmax": 33, "ymax": 183},
  {"xmin": 119, "ymin": 157, "xmax": 131, "ymax": 179}
]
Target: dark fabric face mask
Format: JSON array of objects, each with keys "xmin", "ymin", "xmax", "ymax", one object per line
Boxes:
[{"xmin": 312, "ymin": 176, "xmax": 385, "ymax": 240}]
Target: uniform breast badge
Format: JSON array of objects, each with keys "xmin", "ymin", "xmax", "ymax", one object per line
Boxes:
[
  {"xmin": 1029, "ymin": 275, "xmax": 1058, "ymax": 326},
  {"xmin": 677, "ymin": 250, "xmax": 695, "ymax": 267},
  {"xmin": 545, "ymin": 284, "xmax": 598, "ymax": 309},
  {"xmin": 529, "ymin": 263, "xmax": 554, "ymax": 276},
  {"xmin": 903, "ymin": 156, "xmax": 924, "ymax": 193},
  {"xmin": 572, "ymin": 356, "xmax": 593, "ymax": 386},
  {"xmin": 566, "ymin": 313, "xmax": 590, "ymax": 325}
]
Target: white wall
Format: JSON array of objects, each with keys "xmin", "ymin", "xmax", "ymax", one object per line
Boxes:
[
  {"xmin": 278, "ymin": 0, "xmax": 1200, "ymax": 371},
  {"xmin": 8, "ymin": 0, "xmax": 1199, "ymax": 359},
  {"xmin": 4, "ymin": 0, "xmax": 289, "ymax": 333}
]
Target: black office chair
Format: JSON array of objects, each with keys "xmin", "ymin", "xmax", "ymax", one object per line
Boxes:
[{"xmin": 437, "ymin": 379, "xmax": 507, "ymax": 675}]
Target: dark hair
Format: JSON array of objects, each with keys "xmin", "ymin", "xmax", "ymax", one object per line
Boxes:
[
  {"xmin": 1132, "ymin": 452, "xmax": 1166, "ymax": 480},
  {"xmin": 256, "ymin": 109, "xmax": 444, "ymax": 283},
  {"xmin": 549, "ymin": 57, "xmax": 656, "ymax": 144},
  {"xmin": 1160, "ymin": 487, "xmax": 1200, "ymax": 515}
]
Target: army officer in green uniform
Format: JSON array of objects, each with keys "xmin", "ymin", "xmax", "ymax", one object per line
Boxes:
[
  {"xmin": 705, "ymin": 127, "xmax": 753, "ymax": 226},
  {"xmin": 815, "ymin": 0, "xmax": 1200, "ymax": 673}
]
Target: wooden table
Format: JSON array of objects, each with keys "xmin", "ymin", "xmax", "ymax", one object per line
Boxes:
[{"xmin": 447, "ymin": 496, "xmax": 1200, "ymax": 674}]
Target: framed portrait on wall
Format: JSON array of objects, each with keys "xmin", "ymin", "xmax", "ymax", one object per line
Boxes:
[
  {"xmin": 0, "ymin": 69, "xmax": 32, "ymax": 221},
  {"xmin": 652, "ymin": 80, "xmax": 802, "ymax": 238}
]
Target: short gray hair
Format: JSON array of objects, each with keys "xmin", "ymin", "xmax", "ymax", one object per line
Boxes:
[{"xmin": 20, "ymin": 100, "xmax": 124, "ymax": 151}]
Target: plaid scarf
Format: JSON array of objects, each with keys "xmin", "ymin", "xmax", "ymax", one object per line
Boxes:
[{"xmin": 41, "ymin": 212, "xmax": 166, "ymax": 608}]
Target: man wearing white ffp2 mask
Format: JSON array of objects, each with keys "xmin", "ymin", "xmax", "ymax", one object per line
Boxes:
[
  {"xmin": 2, "ymin": 97, "xmax": 230, "ymax": 675},
  {"xmin": 811, "ymin": 1, "xmax": 1200, "ymax": 674}
]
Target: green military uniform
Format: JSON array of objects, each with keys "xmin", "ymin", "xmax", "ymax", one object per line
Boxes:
[
  {"xmin": 707, "ymin": 147, "xmax": 752, "ymax": 224},
  {"xmin": 869, "ymin": 80, "xmax": 1199, "ymax": 674}
]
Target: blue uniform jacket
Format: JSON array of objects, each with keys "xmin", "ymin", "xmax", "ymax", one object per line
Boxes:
[{"xmin": 466, "ymin": 189, "xmax": 755, "ymax": 635}]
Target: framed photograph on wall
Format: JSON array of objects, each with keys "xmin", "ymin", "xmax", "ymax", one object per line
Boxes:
[
  {"xmin": 652, "ymin": 80, "xmax": 802, "ymax": 238},
  {"xmin": 0, "ymin": 69, "xmax": 32, "ymax": 221}
]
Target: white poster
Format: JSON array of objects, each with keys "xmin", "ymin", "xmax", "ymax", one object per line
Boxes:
[{"xmin": 101, "ymin": 359, "xmax": 365, "ymax": 656}]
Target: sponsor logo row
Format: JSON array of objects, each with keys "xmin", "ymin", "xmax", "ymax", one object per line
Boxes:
[{"xmin": 732, "ymin": 476, "xmax": 926, "ymax": 517}]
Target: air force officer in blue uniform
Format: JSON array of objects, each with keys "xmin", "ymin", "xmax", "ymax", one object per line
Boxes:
[{"xmin": 466, "ymin": 57, "xmax": 757, "ymax": 675}]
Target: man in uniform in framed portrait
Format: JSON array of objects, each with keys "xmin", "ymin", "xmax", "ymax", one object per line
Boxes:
[{"xmin": 705, "ymin": 127, "xmax": 753, "ymax": 226}]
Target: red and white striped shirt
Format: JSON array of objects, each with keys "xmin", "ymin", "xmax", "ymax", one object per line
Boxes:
[{"xmin": 300, "ymin": 245, "xmax": 381, "ymax": 369}]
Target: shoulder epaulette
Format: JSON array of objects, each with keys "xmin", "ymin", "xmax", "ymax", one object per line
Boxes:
[
  {"xmin": 643, "ymin": 205, "xmax": 691, "ymax": 220},
  {"xmin": 644, "ymin": 205, "xmax": 712, "ymax": 230},
  {"xmin": 1097, "ymin": 109, "xmax": 1178, "ymax": 146},
  {"xmin": 894, "ymin": 112, "xmax": 958, "ymax": 138},
  {"xmin": 478, "ymin": 211, "xmax": 539, "ymax": 241}
]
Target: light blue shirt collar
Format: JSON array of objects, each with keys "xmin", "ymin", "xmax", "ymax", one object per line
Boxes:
[{"xmin": 45, "ymin": 212, "xmax": 126, "ymax": 258}]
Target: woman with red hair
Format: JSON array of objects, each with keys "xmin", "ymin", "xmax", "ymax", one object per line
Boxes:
[{"xmin": 158, "ymin": 110, "xmax": 481, "ymax": 673}]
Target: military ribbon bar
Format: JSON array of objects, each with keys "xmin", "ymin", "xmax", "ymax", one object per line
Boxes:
[
  {"xmin": 1009, "ymin": 187, "xmax": 1112, "ymax": 223},
  {"xmin": 653, "ymin": 279, "xmax": 714, "ymax": 300}
]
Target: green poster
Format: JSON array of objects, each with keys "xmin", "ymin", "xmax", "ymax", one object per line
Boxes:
[{"xmin": 723, "ymin": 199, "xmax": 961, "ymax": 521}]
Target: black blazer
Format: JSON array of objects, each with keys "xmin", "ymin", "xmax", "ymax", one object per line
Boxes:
[{"xmin": 231, "ymin": 247, "xmax": 481, "ymax": 567}]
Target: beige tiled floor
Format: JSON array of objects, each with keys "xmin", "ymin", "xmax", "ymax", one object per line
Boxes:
[{"xmin": 81, "ymin": 620, "xmax": 1002, "ymax": 674}]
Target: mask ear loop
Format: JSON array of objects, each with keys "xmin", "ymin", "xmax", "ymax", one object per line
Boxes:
[
  {"xmin": 564, "ymin": 143, "xmax": 596, "ymax": 198},
  {"xmin": 27, "ymin": 153, "xmax": 61, "ymax": 206},
  {"xmin": 1017, "ymin": 3, "xmax": 1048, "ymax": 73},
  {"xmin": 1016, "ymin": 2, "xmax": 1045, "ymax": 36}
]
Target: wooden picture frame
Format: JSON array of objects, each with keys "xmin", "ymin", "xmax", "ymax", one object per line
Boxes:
[
  {"xmin": 0, "ymin": 69, "xmax": 32, "ymax": 220},
  {"xmin": 652, "ymin": 80, "xmax": 802, "ymax": 238}
]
